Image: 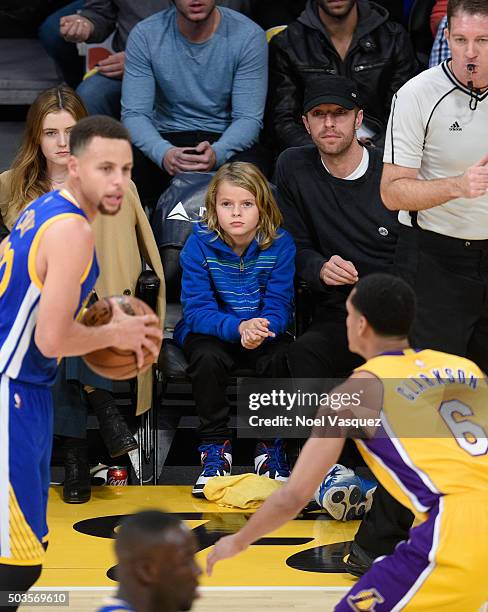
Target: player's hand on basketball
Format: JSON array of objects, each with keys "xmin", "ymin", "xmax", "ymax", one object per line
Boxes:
[
  {"xmin": 207, "ymin": 534, "xmax": 247, "ymax": 576},
  {"xmin": 458, "ymin": 154, "xmax": 488, "ymax": 198},
  {"xmin": 111, "ymin": 305, "xmax": 162, "ymax": 371},
  {"xmin": 320, "ymin": 255, "xmax": 358, "ymax": 286},
  {"xmin": 60, "ymin": 14, "xmax": 94, "ymax": 42}
]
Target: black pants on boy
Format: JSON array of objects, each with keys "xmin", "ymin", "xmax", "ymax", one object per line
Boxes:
[{"xmin": 183, "ymin": 332, "xmax": 291, "ymax": 443}]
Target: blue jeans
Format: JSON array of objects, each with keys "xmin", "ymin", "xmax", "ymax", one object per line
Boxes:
[
  {"xmin": 38, "ymin": 0, "xmax": 84, "ymax": 88},
  {"xmin": 76, "ymin": 72, "xmax": 122, "ymax": 118}
]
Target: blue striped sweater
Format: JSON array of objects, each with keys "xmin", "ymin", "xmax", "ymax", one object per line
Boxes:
[{"xmin": 173, "ymin": 222, "xmax": 296, "ymax": 345}]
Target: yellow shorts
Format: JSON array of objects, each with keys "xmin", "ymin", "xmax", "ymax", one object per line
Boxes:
[{"xmin": 337, "ymin": 492, "xmax": 488, "ymax": 611}]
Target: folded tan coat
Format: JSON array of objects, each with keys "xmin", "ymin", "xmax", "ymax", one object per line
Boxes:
[
  {"xmin": 203, "ymin": 474, "xmax": 283, "ymax": 509},
  {"xmin": 0, "ymin": 172, "xmax": 165, "ymax": 416}
]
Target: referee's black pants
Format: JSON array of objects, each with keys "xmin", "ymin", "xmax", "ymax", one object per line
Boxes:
[
  {"xmin": 287, "ymin": 302, "xmax": 414, "ymax": 559},
  {"xmin": 397, "ymin": 226, "xmax": 488, "ymax": 372}
]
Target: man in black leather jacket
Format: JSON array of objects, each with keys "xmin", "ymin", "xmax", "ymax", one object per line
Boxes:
[{"xmin": 266, "ymin": 0, "xmax": 417, "ymax": 152}]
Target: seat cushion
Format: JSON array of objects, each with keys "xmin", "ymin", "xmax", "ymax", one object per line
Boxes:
[{"xmin": 159, "ymin": 338, "xmax": 189, "ymax": 379}]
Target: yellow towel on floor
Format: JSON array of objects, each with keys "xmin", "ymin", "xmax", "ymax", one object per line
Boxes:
[{"xmin": 203, "ymin": 474, "xmax": 283, "ymax": 508}]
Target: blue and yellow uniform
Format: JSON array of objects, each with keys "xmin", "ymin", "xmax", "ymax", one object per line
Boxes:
[
  {"xmin": 337, "ymin": 349, "xmax": 488, "ymax": 612},
  {"xmin": 97, "ymin": 598, "xmax": 134, "ymax": 612},
  {"xmin": 0, "ymin": 189, "xmax": 98, "ymax": 566}
]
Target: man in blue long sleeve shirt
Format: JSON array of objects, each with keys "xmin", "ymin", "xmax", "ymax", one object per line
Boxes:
[{"xmin": 121, "ymin": 0, "xmax": 269, "ymax": 208}]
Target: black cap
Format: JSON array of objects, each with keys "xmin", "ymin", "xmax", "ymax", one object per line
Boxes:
[{"xmin": 303, "ymin": 75, "xmax": 360, "ymax": 114}]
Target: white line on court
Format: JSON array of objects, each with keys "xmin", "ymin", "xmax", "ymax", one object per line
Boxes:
[{"xmin": 31, "ymin": 586, "xmax": 349, "ymax": 592}]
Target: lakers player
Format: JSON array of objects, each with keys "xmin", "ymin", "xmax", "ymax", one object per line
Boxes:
[
  {"xmin": 0, "ymin": 116, "xmax": 162, "ymax": 604},
  {"xmin": 207, "ymin": 273, "xmax": 488, "ymax": 611}
]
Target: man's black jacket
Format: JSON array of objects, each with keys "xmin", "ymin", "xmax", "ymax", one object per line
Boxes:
[{"xmin": 266, "ymin": 0, "xmax": 418, "ymax": 152}]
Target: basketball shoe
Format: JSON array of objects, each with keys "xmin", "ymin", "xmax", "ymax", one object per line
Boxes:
[
  {"xmin": 314, "ymin": 464, "xmax": 376, "ymax": 521},
  {"xmin": 192, "ymin": 440, "xmax": 232, "ymax": 498},
  {"xmin": 343, "ymin": 541, "xmax": 375, "ymax": 577},
  {"xmin": 254, "ymin": 439, "xmax": 291, "ymax": 481},
  {"xmin": 355, "ymin": 475, "xmax": 377, "ymax": 517}
]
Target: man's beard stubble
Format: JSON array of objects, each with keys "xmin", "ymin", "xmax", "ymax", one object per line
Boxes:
[
  {"xmin": 98, "ymin": 202, "xmax": 119, "ymax": 216},
  {"xmin": 315, "ymin": 128, "xmax": 356, "ymax": 159}
]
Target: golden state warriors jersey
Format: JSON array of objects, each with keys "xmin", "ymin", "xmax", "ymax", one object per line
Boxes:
[
  {"xmin": 0, "ymin": 189, "xmax": 98, "ymax": 386},
  {"xmin": 97, "ymin": 599, "xmax": 134, "ymax": 612},
  {"xmin": 355, "ymin": 349, "xmax": 488, "ymax": 518}
]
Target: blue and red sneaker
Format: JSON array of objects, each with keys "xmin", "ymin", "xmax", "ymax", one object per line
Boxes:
[
  {"xmin": 254, "ymin": 439, "xmax": 290, "ymax": 481},
  {"xmin": 192, "ymin": 440, "xmax": 232, "ymax": 498}
]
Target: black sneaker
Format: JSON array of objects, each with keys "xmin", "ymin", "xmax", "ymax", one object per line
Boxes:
[{"xmin": 344, "ymin": 542, "xmax": 375, "ymax": 577}]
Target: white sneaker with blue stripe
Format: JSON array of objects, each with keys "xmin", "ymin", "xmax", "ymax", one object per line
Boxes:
[{"xmin": 314, "ymin": 464, "xmax": 377, "ymax": 521}]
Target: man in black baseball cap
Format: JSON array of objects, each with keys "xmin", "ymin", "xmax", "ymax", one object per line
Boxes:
[
  {"xmin": 302, "ymin": 75, "xmax": 360, "ymax": 114},
  {"xmin": 301, "ymin": 74, "xmax": 363, "ymax": 158},
  {"xmin": 275, "ymin": 72, "xmax": 406, "ymax": 580}
]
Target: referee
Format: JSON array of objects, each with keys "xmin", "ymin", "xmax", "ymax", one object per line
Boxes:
[{"xmin": 381, "ymin": 0, "xmax": 488, "ymax": 369}]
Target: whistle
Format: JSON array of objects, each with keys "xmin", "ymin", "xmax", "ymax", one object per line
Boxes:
[{"xmin": 467, "ymin": 63, "xmax": 475, "ymax": 72}]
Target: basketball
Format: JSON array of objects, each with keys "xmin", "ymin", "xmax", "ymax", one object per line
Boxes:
[{"xmin": 81, "ymin": 295, "xmax": 161, "ymax": 380}]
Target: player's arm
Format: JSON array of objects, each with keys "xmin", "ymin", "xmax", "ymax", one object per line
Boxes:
[
  {"xmin": 381, "ymin": 157, "xmax": 488, "ymax": 212},
  {"xmin": 35, "ymin": 218, "xmax": 161, "ymax": 368},
  {"xmin": 207, "ymin": 372, "xmax": 382, "ymax": 574},
  {"xmin": 207, "ymin": 438, "xmax": 346, "ymax": 575}
]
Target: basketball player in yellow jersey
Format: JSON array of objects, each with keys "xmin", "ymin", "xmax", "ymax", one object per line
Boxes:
[
  {"xmin": 0, "ymin": 116, "xmax": 162, "ymax": 606},
  {"xmin": 207, "ymin": 273, "xmax": 488, "ymax": 611}
]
